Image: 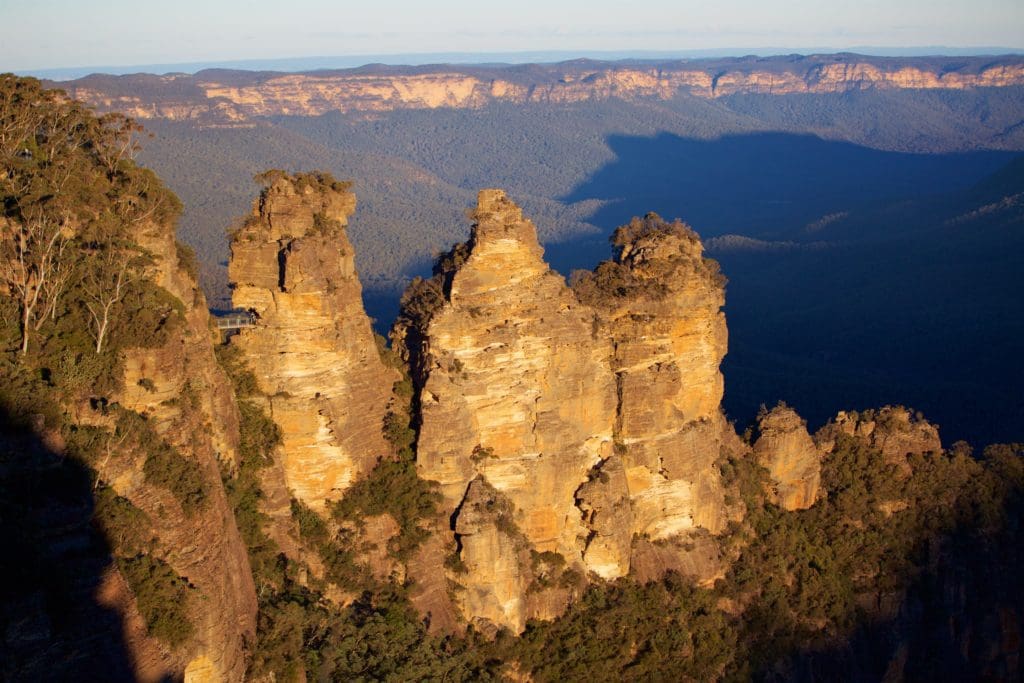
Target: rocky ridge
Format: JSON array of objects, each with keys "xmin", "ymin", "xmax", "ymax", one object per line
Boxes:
[
  {"xmin": 816, "ymin": 405, "xmax": 943, "ymax": 470},
  {"xmin": 88, "ymin": 216, "xmax": 257, "ymax": 681}
]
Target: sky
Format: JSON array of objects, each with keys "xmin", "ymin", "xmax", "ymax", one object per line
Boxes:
[{"xmin": 2, "ymin": 0, "xmax": 1023, "ymax": 72}]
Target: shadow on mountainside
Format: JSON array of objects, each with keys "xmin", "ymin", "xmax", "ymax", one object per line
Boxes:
[
  {"xmin": 0, "ymin": 406, "xmax": 137, "ymax": 681},
  {"xmin": 561, "ymin": 131, "xmax": 1017, "ymax": 240},
  {"xmin": 552, "ymin": 133, "xmax": 1023, "ymax": 446},
  {"xmin": 363, "ymin": 131, "xmax": 1020, "ymax": 445},
  {"xmin": 758, "ymin": 447, "xmax": 1024, "ymax": 682}
]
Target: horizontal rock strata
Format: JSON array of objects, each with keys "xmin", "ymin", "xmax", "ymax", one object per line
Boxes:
[{"xmin": 228, "ymin": 173, "xmax": 397, "ymax": 509}]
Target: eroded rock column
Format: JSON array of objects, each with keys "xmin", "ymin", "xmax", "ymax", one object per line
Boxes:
[
  {"xmin": 574, "ymin": 214, "xmax": 736, "ymax": 570},
  {"xmin": 753, "ymin": 404, "xmax": 822, "ymax": 511},
  {"xmin": 396, "ymin": 190, "xmax": 617, "ymax": 630},
  {"xmin": 228, "ymin": 172, "xmax": 397, "ymax": 509}
]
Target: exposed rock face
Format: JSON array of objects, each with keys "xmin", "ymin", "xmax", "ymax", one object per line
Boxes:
[
  {"xmin": 396, "ymin": 195, "xmax": 737, "ymax": 630},
  {"xmin": 404, "ymin": 188, "xmax": 617, "ymax": 551},
  {"xmin": 95, "ymin": 219, "xmax": 258, "ymax": 681},
  {"xmin": 62, "ymin": 56, "xmax": 1024, "ymax": 122},
  {"xmin": 816, "ymin": 406, "xmax": 942, "ymax": 468},
  {"xmin": 630, "ymin": 533, "xmax": 726, "ymax": 586},
  {"xmin": 575, "ymin": 214, "xmax": 736, "ymax": 547},
  {"xmin": 575, "ymin": 457, "xmax": 634, "ymax": 580},
  {"xmin": 752, "ymin": 404, "xmax": 822, "ymax": 510},
  {"xmin": 228, "ymin": 173, "xmax": 397, "ymax": 509},
  {"xmin": 452, "ymin": 478, "xmax": 533, "ymax": 632},
  {"xmin": 396, "ymin": 190, "xmax": 616, "ymax": 630}
]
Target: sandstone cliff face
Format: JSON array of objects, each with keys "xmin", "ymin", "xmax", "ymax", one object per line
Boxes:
[
  {"xmin": 92, "ymin": 218, "xmax": 257, "ymax": 681},
  {"xmin": 396, "ymin": 189, "xmax": 616, "ymax": 629},
  {"xmin": 574, "ymin": 215, "xmax": 736, "ymax": 563},
  {"xmin": 575, "ymin": 456, "xmax": 634, "ymax": 580},
  {"xmin": 63, "ymin": 57, "xmax": 1024, "ymax": 122},
  {"xmin": 228, "ymin": 173, "xmax": 398, "ymax": 510},
  {"xmin": 752, "ymin": 404, "xmax": 822, "ymax": 511},
  {"xmin": 396, "ymin": 194, "xmax": 736, "ymax": 629},
  {"xmin": 815, "ymin": 406, "xmax": 942, "ymax": 469}
]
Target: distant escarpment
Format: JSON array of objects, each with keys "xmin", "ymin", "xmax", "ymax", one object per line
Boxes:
[
  {"xmin": 227, "ymin": 171, "xmax": 397, "ymax": 509},
  {"xmin": 391, "ymin": 191, "xmax": 739, "ymax": 630},
  {"xmin": 57, "ymin": 54, "xmax": 1024, "ymax": 123}
]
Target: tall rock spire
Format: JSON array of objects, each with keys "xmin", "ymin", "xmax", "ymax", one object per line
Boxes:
[
  {"xmin": 575, "ymin": 213, "xmax": 734, "ymax": 538},
  {"xmin": 397, "ymin": 194, "xmax": 740, "ymax": 630},
  {"xmin": 228, "ymin": 172, "xmax": 397, "ymax": 509}
]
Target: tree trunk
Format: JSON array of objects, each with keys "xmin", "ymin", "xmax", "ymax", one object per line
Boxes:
[
  {"xmin": 20, "ymin": 301, "xmax": 30, "ymax": 354},
  {"xmin": 96, "ymin": 308, "xmax": 110, "ymax": 354}
]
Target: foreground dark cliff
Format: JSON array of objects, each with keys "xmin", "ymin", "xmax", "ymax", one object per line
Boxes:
[
  {"xmin": 0, "ymin": 76, "xmax": 255, "ymax": 681},
  {"xmin": 2, "ymin": 76, "xmax": 1022, "ymax": 680}
]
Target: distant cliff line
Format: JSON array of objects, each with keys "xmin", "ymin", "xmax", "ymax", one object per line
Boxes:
[{"xmin": 55, "ymin": 54, "xmax": 1024, "ymax": 122}]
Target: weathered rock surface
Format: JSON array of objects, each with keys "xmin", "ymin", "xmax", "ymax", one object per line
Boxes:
[
  {"xmin": 403, "ymin": 189, "xmax": 616, "ymax": 555},
  {"xmin": 575, "ymin": 457, "xmax": 634, "ymax": 580},
  {"xmin": 395, "ymin": 190, "xmax": 618, "ymax": 629},
  {"xmin": 228, "ymin": 173, "xmax": 398, "ymax": 509},
  {"xmin": 752, "ymin": 404, "xmax": 822, "ymax": 510},
  {"xmin": 397, "ymin": 195, "xmax": 738, "ymax": 630},
  {"xmin": 816, "ymin": 405, "xmax": 942, "ymax": 469},
  {"xmin": 630, "ymin": 533, "xmax": 727, "ymax": 586},
  {"xmin": 575, "ymin": 214, "xmax": 736, "ymax": 552},
  {"xmin": 97, "ymin": 218, "xmax": 258, "ymax": 681},
  {"xmin": 452, "ymin": 478, "xmax": 533, "ymax": 632}
]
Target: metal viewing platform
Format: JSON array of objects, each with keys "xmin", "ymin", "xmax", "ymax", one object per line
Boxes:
[{"xmin": 212, "ymin": 310, "xmax": 256, "ymax": 331}]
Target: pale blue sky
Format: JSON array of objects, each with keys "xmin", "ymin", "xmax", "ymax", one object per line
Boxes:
[{"xmin": 2, "ymin": 0, "xmax": 1022, "ymax": 71}]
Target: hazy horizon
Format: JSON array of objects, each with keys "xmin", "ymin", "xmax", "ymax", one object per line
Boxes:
[
  {"xmin": 15, "ymin": 46, "xmax": 1024, "ymax": 81},
  {"xmin": 4, "ymin": 0, "xmax": 1023, "ymax": 75}
]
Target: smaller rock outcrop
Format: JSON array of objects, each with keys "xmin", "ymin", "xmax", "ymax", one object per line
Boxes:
[
  {"xmin": 451, "ymin": 478, "xmax": 533, "ymax": 632},
  {"xmin": 816, "ymin": 406, "xmax": 942, "ymax": 471},
  {"xmin": 228, "ymin": 172, "xmax": 398, "ymax": 509},
  {"xmin": 752, "ymin": 404, "xmax": 822, "ymax": 510}
]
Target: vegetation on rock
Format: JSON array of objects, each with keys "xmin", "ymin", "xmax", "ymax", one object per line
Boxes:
[{"xmin": 0, "ymin": 75, "xmax": 216, "ymax": 665}]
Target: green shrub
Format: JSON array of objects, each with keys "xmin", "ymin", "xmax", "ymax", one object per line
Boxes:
[
  {"xmin": 94, "ymin": 486, "xmax": 152, "ymax": 554},
  {"xmin": 117, "ymin": 553, "xmax": 195, "ymax": 647},
  {"xmin": 382, "ymin": 411, "xmax": 415, "ymax": 455},
  {"xmin": 175, "ymin": 240, "xmax": 200, "ymax": 281},
  {"xmin": 470, "ymin": 444, "xmax": 496, "ymax": 463},
  {"xmin": 332, "ymin": 457, "xmax": 441, "ymax": 561},
  {"xmin": 291, "ymin": 498, "xmax": 329, "ymax": 546},
  {"xmin": 143, "ymin": 442, "xmax": 207, "ymax": 514},
  {"xmin": 215, "ymin": 344, "xmax": 261, "ymax": 398}
]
